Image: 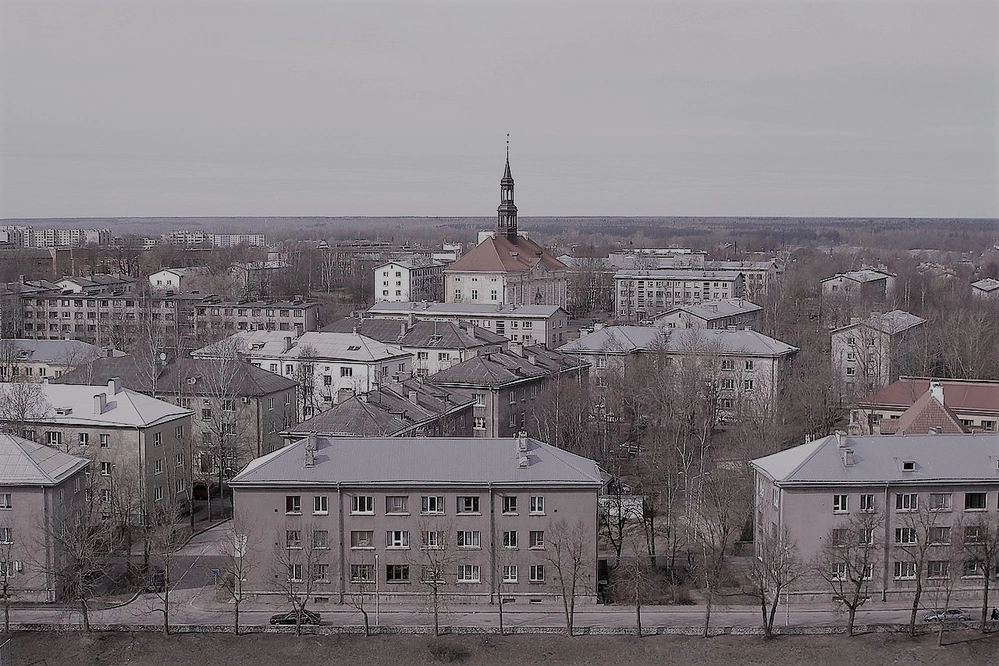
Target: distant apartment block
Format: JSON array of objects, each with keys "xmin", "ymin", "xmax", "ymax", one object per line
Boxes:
[
  {"xmin": 229, "ymin": 434, "xmax": 603, "ymax": 604},
  {"xmin": 0, "ymin": 339, "xmax": 123, "ymax": 382},
  {"xmin": 821, "ymin": 268, "xmax": 896, "ymax": 301},
  {"xmin": 148, "ymin": 267, "xmax": 210, "ymax": 291},
  {"xmin": 0, "ymin": 225, "xmax": 111, "ymax": 248},
  {"xmin": 971, "ymin": 278, "xmax": 999, "ymax": 299},
  {"xmin": 613, "ymin": 270, "xmax": 745, "ymax": 322},
  {"xmin": 830, "ymin": 310, "xmax": 926, "ymax": 397},
  {"xmin": 374, "ymin": 258, "xmax": 445, "ymax": 302},
  {"xmin": 366, "ymin": 301, "xmax": 570, "ymax": 349},
  {"xmin": 852, "ymin": 377, "xmax": 999, "ymax": 435},
  {"xmin": 161, "ymin": 231, "xmax": 266, "ymax": 248},
  {"xmin": 653, "ymin": 298, "xmax": 762, "ymax": 330}
]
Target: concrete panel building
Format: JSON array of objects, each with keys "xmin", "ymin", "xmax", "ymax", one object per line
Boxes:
[{"xmin": 830, "ymin": 310, "xmax": 926, "ymax": 398}]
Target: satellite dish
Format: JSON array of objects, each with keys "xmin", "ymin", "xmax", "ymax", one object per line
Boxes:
[{"xmin": 159, "ymin": 352, "xmax": 167, "ymax": 361}]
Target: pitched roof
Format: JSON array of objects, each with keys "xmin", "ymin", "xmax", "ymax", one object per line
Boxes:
[
  {"xmin": 0, "ymin": 433, "xmax": 89, "ymax": 486},
  {"xmin": 194, "ymin": 331, "xmax": 409, "ymax": 363},
  {"xmin": 230, "ymin": 435, "xmax": 604, "ymax": 488},
  {"xmin": 287, "ymin": 379, "xmax": 474, "ymax": 437},
  {"xmin": 558, "ymin": 326, "xmax": 661, "ymax": 354},
  {"xmin": 879, "ymin": 389, "xmax": 968, "ymax": 435},
  {"xmin": 832, "ymin": 310, "xmax": 926, "ymax": 335},
  {"xmin": 366, "ymin": 301, "xmax": 564, "ymax": 319},
  {"xmin": 559, "ymin": 326, "xmax": 798, "ymax": 357},
  {"xmin": 429, "ymin": 346, "xmax": 588, "ymax": 388},
  {"xmin": 861, "ymin": 377, "xmax": 999, "ymax": 414},
  {"xmin": 323, "ymin": 318, "xmax": 506, "ymax": 348},
  {"xmin": 613, "ymin": 269, "xmax": 743, "ymax": 280},
  {"xmin": 822, "ymin": 269, "xmax": 893, "ymax": 284},
  {"xmin": 972, "ymin": 278, "xmax": 999, "ymax": 293},
  {"xmin": 51, "ymin": 355, "xmax": 297, "ymax": 397},
  {"xmin": 752, "ymin": 433, "xmax": 999, "ymax": 486},
  {"xmin": 446, "ymin": 234, "xmax": 566, "ymax": 273},
  {"xmin": 1, "ymin": 339, "xmax": 124, "ymax": 364},
  {"xmin": 654, "ymin": 299, "xmax": 762, "ymax": 322},
  {"xmin": 0, "ymin": 381, "xmax": 190, "ymax": 428}
]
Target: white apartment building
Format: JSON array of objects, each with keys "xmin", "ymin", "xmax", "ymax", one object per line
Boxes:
[
  {"xmin": 830, "ymin": 310, "xmax": 926, "ymax": 398},
  {"xmin": 614, "ymin": 270, "xmax": 745, "ymax": 322},
  {"xmin": 654, "ymin": 298, "xmax": 762, "ymax": 330},
  {"xmin": 373, "ymin": 258, "xmax": 445, "ymax": 303},
  {"xmin": 148, "ymin": 267, "xmax": 210, "ymax": 291}
]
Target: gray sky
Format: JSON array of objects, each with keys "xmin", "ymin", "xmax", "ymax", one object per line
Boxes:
[{"xmin": 1, "ymin": 0, "xmax": 996, "ymax": 219}]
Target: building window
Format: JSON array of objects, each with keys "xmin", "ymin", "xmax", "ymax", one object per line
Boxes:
[
  {"xmin": 929, "ymin": 526, "xmax": 951, "ymax": 545},
  {"xmin": 175, "ymin": 426, "xmax": 184, "ymax": 439},
  {"xmin": 529, "ymin": 496, "xmax": 545, "ymax": 515},
  {"xmin": 457, "ymin": 496, "xmax": 480, "ymax": 514},
  {"xmin": 422, "ymin": 531, "xmax": 444, "ymax": 550},
  {"xmin": 286, "ymin": 530, "xmax": 302, "ymax": 549},
  {"xmin": 351, "ymin": 495, "xmax": 374, "ymax": 514},
  {"xmin": 831, "ymin": 529, "xmax": 849, "ymax": 547},
  {"xmin": 831, "ymin": 562, "xmax": 847, "ymax": 581},
  {"xmin": 313, "ymin": 530, "xmax": 329, "ymax": 549},
  {"xmin": 859, "ymin": 494, "xmax": 875, "ymax": 513},
  {"xmin": 100, "ymin": 462, "xmax": 112, "ymax": 476},
  {"xmin": 473, "ymin": 417, "xmax": 486, "ymax": 430},
  {"xmin": 46, "ymin": 432, "xmax": 62, "ymax": 447},
  {"xmin": 456, "ymin": 564, "xmax": 480, "ymax": 583},
  {"xmin": 529, "ymin": 530, "xmax": 545, "ymax": 549},
  {"xmin": 929, "ymin": 493, "xmax": 952, "ymax": 511},
  {"xmin": 385, "ymin": 496, "xmax": 409, "ymax": 514},
  {"xmin": 176, "ymin": 478, "xmax": 185, "ymax": 494},
  {"xmin": 744, "ymin": 360, "xmax": 754, "ymax": 370},
  {"xmin": 421, "ymin": 495, "xmax": 445, "ymax": 515},
  {"xmin": 502, "ymin": 496, "xmax": 518, "ymax": 515},
  {"xmin": 965, "ymin": 492, "xmax": 987, "ymax": 511},
  {"xmin": 502, "ymin": 565, "xmax": 518, "ymax": 583},
  {"xmin": 893, "ymin": 561, "xmax": 916, "ymax": 580},
  {"xmin": 0, "ymin": 528, "xmax": 11, "ymax": 544},
  {"xmin": 529, "ymin": 564, "xmax": 545, "ymax": 583},
  {"xmin": 927, "ymin": 561, "xmax": 950, "ymax": 579},
  {"xmin": 503, "ymin": 531, "xmax": 518, "ymax": 548},
  {"xmin": 832, "ymin": 495, "xmax": 848, "ymax": 513},
  {"xmin": 287, "ymin": 564, "xmax": 303, "ymax": 583},
  {"xmin": 153, "ymin": 459, "xmax": 163, "ymax": 475},
  {"xmin": 350, "ymin": 564, "xmax": 373, "ymax": 583},
  {"xmin": 340, "ymin": 367, "xmax": 353, "ymax": 378},
  {"xmin": 285, "ymin": 495, "xmax": 302, "ymax": 514},
  {"xmin": 895, "ymin": 528, "xmax": 917, "ymax": 545},
  {"xmin": 965, "ymin": 525, "xmax": 985, "ymax": 544},
  {"xmin": 456, "ymin": 531, "xmax": 481, "ymax": 548},
  {"xmin": 385, "ymin": 564, "xmax": 409, "ymax": 582},
  {"xmin": 963, "ymin": 561, "xmax": 985, "ymax": 578},
  {"xmin": 0, "ymin": 494, "xmax": 10, "ymax": 510},
  {"xmin": 350, "ymin": 531, "xmax": 374, "ymax": 549},
  {"xmin": 743, "ymin": 379, "xmax": 755, "ymax": 391},
  {"xmin": 895, "ymin": 493, "xmax": 918, "ymax": 512},
  {"xmin": 386, "ymin": 530, "xmax": 410, "ymax": 549},
  {"xmin": 314, "ymin": 496, "xmax": 329, "ymax": 515},
  {"xmin": 154, "ymin": 486, "xmax": 164, "ymax": 502}
]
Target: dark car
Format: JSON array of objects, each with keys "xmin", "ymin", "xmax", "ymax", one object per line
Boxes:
[{"xmin": 269, "ymin": 609, "xmax": 322, "ymax": 626}]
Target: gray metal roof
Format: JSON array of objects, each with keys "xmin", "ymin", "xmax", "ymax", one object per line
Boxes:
[
  {"xmin": 0, "ymin": 381, "xmax": 190, "ymax": 428},
  {"xmin": 323, "ymin": 318, "xmax": 506, "ymax": 348},
  {"xmin": 0, "ymin": 433, "xmax": 89, "ymax": 486},
  {"xmin": 831, "ymin": 310, "xmax": 925, "ymax": 335},
  {"xmin": 821, "ymin": 269, "xmax": 893, "ymax": 284},
  {"xmin": 230, "ymin": 435, "xmax": 604, "ymax": 488},
  {"xmin": 558, "ymin": 326, "xmax": 661, "ymax": 354},
  {"xmin": 752, "ymin": 433, "xmax": 999, "ymax": 486},
  {"xmin": 428, "ymin": 346, "xmax": 588, "ymax": 388},
  {"xmin": 972, "ymin": 278, "xmax": 999, "ymax": 292},
  {"xmin": 195, "ymin": 331, "xmax": 409, "ymax": 363},
  {"xmin": 559, "ymin": 326, "xmax": 797, "ymax": 357},
  {"xmin": 1, "ymin": 339, "xmax": 124, "ymax": 364},
  {"xmin": 613, "ymin": 269, "xmax": 743, "ymax": 280},
  {"xmin": 366, "ymin": 302, "xmax": 565, "ymax": 318},
  {"xmin": 654, "ymin": 299, "xmax": 762, "ymax": 322}
]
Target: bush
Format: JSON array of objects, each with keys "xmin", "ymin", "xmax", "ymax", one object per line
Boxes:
[{"xmin": 428, "ymin": 639, "xmax": 470, "ymax": 663}]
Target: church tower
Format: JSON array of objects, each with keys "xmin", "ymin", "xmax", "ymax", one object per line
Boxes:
[{"xmin": 497, "ymin": 141, "xmax": 518, "ymax": 243}]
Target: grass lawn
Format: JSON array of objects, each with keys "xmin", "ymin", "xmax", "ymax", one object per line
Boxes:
[{"xmin": 6, "ymin": 631, "xmax": 999, "ymax": 666}]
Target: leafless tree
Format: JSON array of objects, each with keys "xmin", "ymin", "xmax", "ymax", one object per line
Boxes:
[
  {"xmin": 145, "ymin": 472, "xmax": 188, "ymax": 635},
  {"xmin": 346, "ymin": 551, "xmax": 376, "ymax": 636},
  {"xmin": 814, "ymin": 511, "xmax": 882, "ymax": 637},
  {"xmin": 0, "ymin": 381, "xmax": 49, "ymax": 438},
  {"xmin": 896, "ymin": 502, "xmax": 946, "ymax": 637},
  {"xmin": 217, "ymin": 512, "xmax": 257, "ymax": 634},
  {"xmin": 963, "ymin": 512, "xmax": 999, "ymax": 633},
  {"xmin": 413, "ymin": 518, "xmax": 457, "ymax": 636},
  {"xmin": 543, "ymin": 518, "xmax": 593, "ymax": 637},
  {"xmin": 745, "ymin": 525, "xmax": 801, "ymax": 639},
  {"xmin": 270, "ymin": 521, "xmax": 334, "ymax": 635}
]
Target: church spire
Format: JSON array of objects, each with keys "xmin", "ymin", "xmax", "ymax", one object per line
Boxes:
[{"xmin": 498, "ymin": 134, "xmax": 518, "ymax": 243}]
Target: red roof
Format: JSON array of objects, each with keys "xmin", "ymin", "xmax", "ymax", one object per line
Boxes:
[
  {"xmin": 864, "ymin": 378, "xmax": 999, "ymax": 413},
  {"xmin": 446, "ymin": 235, "xmax": 566, "ymax": 274},
  {"xmin": 879, "ymin": 390, "xmax": 967, "ymax": 435}
]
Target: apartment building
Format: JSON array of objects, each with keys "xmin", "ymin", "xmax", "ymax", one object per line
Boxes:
[
  {"xmin": 160, "ymin": 231, "xmax": 266, "ymax": 248},
  {"xmin": 852, "ymin": 377, "xmax": 999, "ymax": 435},
  {"xmin": 283, "ymin": 378, "xmax": 474, "ymax": 440},
  {"xmin": 613, "ymin": 270, "xmax": 745, "ymax": 322},
  {"xmin": 0, "ymin": 433, "xmax": 90, "ymax": 601},
  {"xmin": 52, "ymin": 355, "xmax": 298, "ymax": 480},
  {"xmin": 971, "ymin": 278, "xmax": 999, "ymax": 299},
  {"xmin": 752, "ymin": 432, "xmax": 999, "ymax": 602},
  {"xmin": 229, "ymin": 434, "xmax": 603, "ymax": 604},
  {"xmin": 0, "ymin": 379, "xmax": 192, "ymax": 519},
  {"xmin": 374, "ymin": 258, "xmax": 446, "ymax": 302},
  {"xmin": 365, "ymin": 301, "xmax": 570, "ymax": 349},
  {"xmin": 428, "ymin": 343, "xmax": 589, "ymax": 438},
  {"xmin": 194, "ymin": 331, "xmax": 411, "ymax": 420},
  {"xmin": 0, "ymin": 226, "xmax": 111, "ymax": 249},
  {"xmin": 148, "ymin": 267, "xmax": 210, "ymax": 291},
  {"xmin": 324, "ymin": 317, "xmax": 507, "ymax": 377},
  {"xmin": 830, "ymin": 310, "xmax": 926, "ymax": 398},
  {"xmin": 0, "ymin": 339, "xmax": 123, "ymax": 382},
  {"xmin": 653, "ymin": 298, "xmax": 763, "ymax": 331},
  {"xmin": 821, "ymin": 268, "xmax": 896, "ymax": 301}
]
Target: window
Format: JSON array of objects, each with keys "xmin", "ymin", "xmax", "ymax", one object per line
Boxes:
[
  {"xmin": 175, "ymin": 452, "xmax": 185, "ymax": 467},
  {"xmin": 351, "ymin": 495, "xmax": 374, "ymax": 514},
  {"xmin": 310, "ymin": 495, "xmax": 329, "ymax": 515},
  {"xmin": 831, "ymin": 529, "xmax": 849, "ymax": 547},
  {"xmin": 901, "ymin": 460, "xmax": 915, "ymax": 472},
  {"xmin": 175, "ymin": 425, "xmax": 184, "ymax": 439},
  {"xmin": 0, "ymin": 494, "xmax": 10, "ymax": 510},
  {"xmin": 100, "ymin": 462, "xmax": 112, "ymax": 476},
  {"xmin": 350, "ymin": 531, "xmax": 374, "ymax": 549},
  {"xmin": 503, "ymin": 531, "xmax": 518, "ymax": 548},
  {"xmin": 963, "ymin": 560, "xmax": 985, "ymax": 578},
  {"xmin": 350, "ymin": 564, "xmax": 373, "ymax": 582},
  {"xmin": 101, "ymin": 489, "xmax": 111, "ymax": 503},
  {"xmin": 285, "ymin": 495, "xmax": 302, "ymax": 514},
  {"xmin": 720, "ymin": 359, "xmax": 734, "ymax": 371},
  {"xmin": 153, "ymin": 459, "xmax": 163, "ymax": 475},
  {"xmin": 529, "ymin": 496, "xmax": 545, "ymax": 515},
  {"xmin": 831, "ymin": 563, "xmax": 847, "ymax": 581},
  {"xmin": 286, "ymin": 530, "xmax": 302, "ymax": 549},
  {"xmin": 930, "ymin": 526, "xmax": 951, "ymax": 545},
  {"xmin": 895, "ymin": 528, "xmax": 917, "ymax": 545},
  {"xmin": 502, "ymin": 496, "xmax": 518, "ymax": 514},
  {"xmin": 965, "ymin": 525, "xmax": 985, "ymax": 544},
  {"xmin": 529, "ymin": 530, "xmax": 545, "ymax": 549},
  {"xmin": 743, "ymin": 379, "xmax": 755, "ymax": 391},
  {"xmin": 176, "ymin": 478, "xmax": 185, "ymax": 494},
  {"xmin": 78, "ymin": 433, "xmax": 89, "ymax": 447},
  {"xmin": 473, "ymin": 417, "xmax": 486, "ymax": 430},
  {"xmin": 720, "ymin": 378, "xmax": 736, "ymax": 390},
  {"xmin": 894, "ymin": 561, "xmax": 916, "ymax": 580},
  {"xmin": 288, "ymin": 564, "xmax": 303, "ymax": 583},
  {"xmin": 154, "ymin": 486, "xmax": 164, "ymax": 502},
  {"xmin": 457, "ymin": 496, "xmax": 480, "ymax": 514},
  {"xmin": 859, "ymin": 494, "xmax": 875, "ymax": 513},
  {"xmin": 895, "ymin": 493, "xmax": 917, "ymax": 512},
  {"xmin": 832, "ymin": 495, "xmax": 848, "ymax": 513},
  {"xmin": 340, "ymin": 367, "xmax": 353, "ymax": 377},
  {"xmin": 385, "ymin": 564, "xmax": 409, "ymax": 582},
  {"xmin": 502, "ymin": 565, "xmax": 518, "ymax": 583},
  {"xmin": 385, "ymin": 496, "xmax": 409, "ymax": 514},
  {"xmin": 422, "ymin": 531, "xmax": 444, "ymax": 550},
  {"xmin": 744, "ymin": 360, "xmax": 754, "ymax": 370},
  {"xmin": 0, "ymin": 528, "xmax": 11, "ymax": 544},
  {"xmin": 421, "ymin": 495, "xmax": 445, "ymax": 515},
  {"xmin": 529, "ymin": 565, "xmax": 545, "ymax": 583},
  {"xmin": 46, "ymin": 431, "xmax": 62, "ymax": 447},
  {"xmin": 965, "ymin": 492, "xmax": 987, "ymax": 511},
  {"xmin": 386, "ymin": 530, "xmax": 410, "ymax": 548},
  {"xmin": 929, "ymin": 493, "xmax": 952, "ymax": 511},
  {"xmin": 312, "ymin": 563, "xmax": 330, "ymax": 582},
  {"xmin": 861, "ymin": 528, "xmax": 875, "ymax": 545},
  {"xmin": 421, "ymin": 566, "xmax": 446, "ymax": 583},
  {"xmin": 927, "ymin": 561, "xmax": 950, "ymax": 579},
  {"xmin": 456, "ymin": 530, "xmax": 480, "ymax": 548},
  {"xmin": 313, "ymin": 530, "xmax": 329, "ymax": 549},
  {"xmin": 456, "ymin": 564, "xmax": 480, "ymax": 583}
]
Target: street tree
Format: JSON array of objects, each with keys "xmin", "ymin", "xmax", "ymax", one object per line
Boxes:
[
  {"xmin": 543, "ymin": 519, "xmax": 593, "ymax": 637},
  {"xmin": 271, "ymin": 521, "xmax": 334, "ymax": 635},
  {"xmin": 963, "ymin": 512, "xmax": 999, "ymax": 633},
  {"xmin": 745, "ymin": 525, "xmax": 801, "ymax": 639},
  {"xmin": 413, "ymin": 517, "xmax": 457, "ymax": 636},
  {"xmin": 814, "ymin": 511, "xmax": 882, "ymax": 637},
  {"xmin": 217, "ymin": 512, "xmax": 257, "ymax": 635}
]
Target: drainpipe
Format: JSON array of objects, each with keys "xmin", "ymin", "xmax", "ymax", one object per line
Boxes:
[
  {"xmin": 337, "ymin": 482, "xmax": 345, "ymax": 604},
  {"xmin": 882, "ymin": 481, "xmax": 891, "ymax": 602},
  {"xmin": 488, "ymin": 483, "xmax": 496, "ymax": 605}
]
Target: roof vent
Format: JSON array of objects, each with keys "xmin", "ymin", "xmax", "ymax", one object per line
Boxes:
[
  {"xmin": 928, "ymin": 426, "xmax": 942, "ymax": 435},
  {"xmin": 902, "ymin": 460, "xmax": 916, "ymax": 472}
]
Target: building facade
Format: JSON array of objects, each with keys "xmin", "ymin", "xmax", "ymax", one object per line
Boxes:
[
  {"xmin": 614, "ymin": 270, "xmax": 745, "ymax": 322},
  {"xmin": 830, "ymin": 310, "xmax": 926, "ymax": 398},
  {"xmin": 653, "ymin": 299, "xmax": 763, "ymax": 330},
  {"xmin": 0, "ymin": 339, "xmax": 122, "ymax": 382},
  {"xmin": 374, "ymin": 259, "xmax": 445, "ymax": 303},
  {"xmin": 852, "ymin": 377, "xmax": 999, "ymax": 435},
  {"xmin": 821, "ymin": 269, "xmax": 896, "ymax": 301}
]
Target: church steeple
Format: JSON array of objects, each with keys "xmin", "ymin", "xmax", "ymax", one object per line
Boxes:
[{"xmin": 498, "ymin": 135, "xmax": 518, "ymax": 243}]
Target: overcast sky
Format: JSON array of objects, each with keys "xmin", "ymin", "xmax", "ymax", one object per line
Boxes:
[{"xmin": 1, "ymin": 0, "xmax": 996, "ymax": 219}]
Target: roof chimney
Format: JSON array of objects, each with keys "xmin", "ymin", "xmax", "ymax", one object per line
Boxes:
[
  {"xmin": 842, "ymin": 448, "xmax": 856, "ymax": 466},
  {"xmin": 408, "ymin": 390, "xmax": 418, "ymax": 403},
  {"xmin": 304, "ymin": 432, "xmax": 317, "ymax": 467},
  {"xmin": 283, "ymin": 336, "xmax": 293, "ymax": 352},
  {"xmin": 835, "ymin": 430, "xmax": 847, "ymax": 448},
  {"xmin": 94, "ymin": 393, "xmax": 107, "ymax": 415},
  {"xmin": 929, "ymin": 380, "xmax": 944, "ymax": 405},
  {"xmin": 108, "ymin": 377, "xmax": 121, "ymax": 395}
]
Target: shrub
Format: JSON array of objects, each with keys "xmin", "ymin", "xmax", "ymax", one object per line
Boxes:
[{"xmin": 428, "ymin": 639, "xmax": 470, "ymax": 663}]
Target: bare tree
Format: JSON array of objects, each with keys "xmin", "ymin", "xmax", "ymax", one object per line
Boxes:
[
  {"xmin": 413, "ymin": 518, "xmax": 457, "ymax": 637},
  {"xmin": 745, "ymin": 525, "xmax": 801, "ymax": 639},
  {"xmin": 145, "ymin": 474, "xmax": 188, "ymax": 636},
  {"xmin": 271, "ymin": 521, "xmax": 333, "ymax": 635},
  {"xmin": 543, "ymin": 519, "xmax": 593, "ymax": 637},
  {"xmin": 0, "ymin": 381, "xmax": 49, "ymax": 438},
  {"xmin": 217, "ymin": 513, "xmax": 257, "ymax": 635},
  {"xmin": 896, "ymin": 502, "xmax": 945, "ymax": 637},
  {"xmin": 814, "ymin": 511, "xmax": 882, "ymax": 637},
  {"xmin": 963, "ymin": 512, "xmax": 999, "ymax": 633},
  {"xmin": 346, "ymin": 551, "xmax": 376, "ymax": 636}
]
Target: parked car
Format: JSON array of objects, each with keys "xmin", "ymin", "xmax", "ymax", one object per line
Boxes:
[
  {"xmin": 269, "ymin": 609, "xmax": 322, "ymax": 626},
  {"xmin": 923, "ymin": 608, "xmax": 970, "ymax": 623}
]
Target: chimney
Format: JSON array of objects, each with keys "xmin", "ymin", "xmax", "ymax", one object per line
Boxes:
[
  {"xmin": 304, "ymin": 432, "xmax": 317, "ymax": 468},
  {"xmin": 835, "ymin": 430, "xmax": 847, "ymax": 448},
  {"xmin": 408, "ymin": 390, "xmax": 418, "ymax": 403},
  {"xmin": 400, "ymin": 321, "xmax": 407, "ymax": 338},
  {"xmin": 283, "ymin": 336, "xmax": 293, "ymax": 352},
  {"xmin": 94, "ymin": 393, "xmax": 107, "ymax": 415},
  {"xmin": 842, "ymin": 448, "xmax": 856, "ymax": 466},
  {"xmin": 527, "ymin": 354, "xmax": 536, "ymax": 366},
  {"xmin": 511, "ymin": 342, "xmax": 524, "ymax": 357},
  {"xmin": 108, "ymin": 377, "xmax": 121, "ymax": 395},
  {"xmin": 929, "ymin": 380, "xmax": 944, "ymax": 405}
]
